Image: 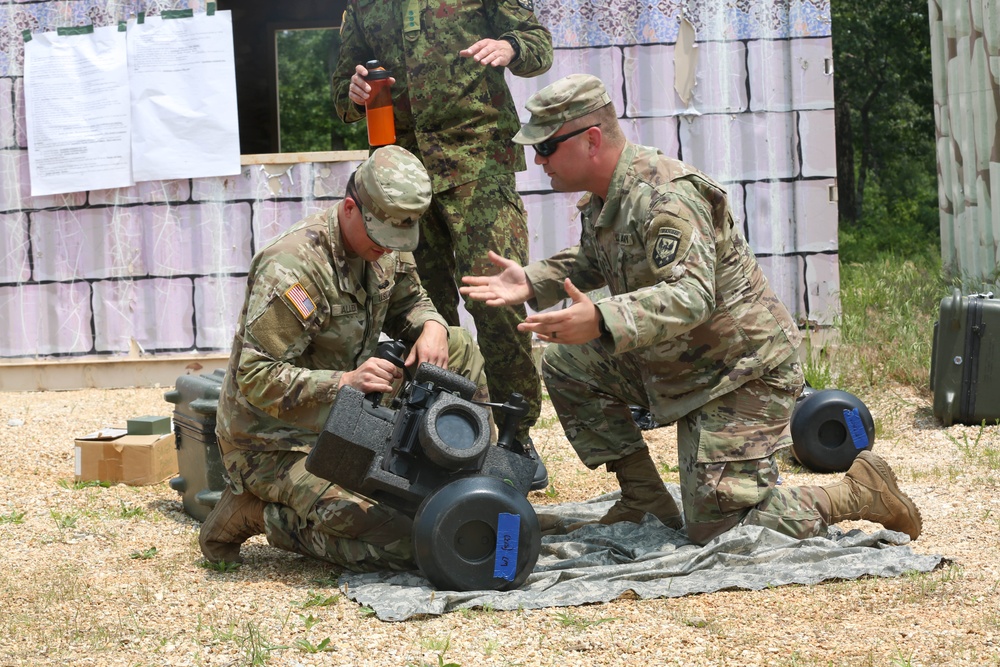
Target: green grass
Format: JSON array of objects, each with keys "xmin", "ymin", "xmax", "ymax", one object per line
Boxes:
[
  {"xmin": 552, "ymin": 610, "xmax": 619, "ymax": 630},
  {"xmin": 827, "ymin": 251, "xmax": 951, "ymax": 392},
  {"xmin": 129, "ymin": 547, "xmax": 159, "ymax": 560},
  {"xmin": 410, "ymin": 636, "xmax": 460, "ymax": 667},
  {"xmin": 199, "ymin": 559, "xmax": 242, "ymax": 573},
  {"xmin": 295, "ymin": 591, "xmax": 340, "ymax": 608},
  {"xmin": 49, "ymin": 510, "xmax": 79, "ymax": 530},
  {"xmin": 0, "ymin": 510, "xmax": 26, "ymax": 524},
  {"xmin": 946, "ymin": 422, "xmax": 1000, "ymax": 470},
  {"xmin": 58, "ymin": 479, "xmax": 113, "ymax": 490},
  {"xmin": 117, "ymin": 500, "xmax": 146, "ymax": 519},
  {"xmin": 294, "ymin": 636, "xmax": 335, "ymax": 653}
]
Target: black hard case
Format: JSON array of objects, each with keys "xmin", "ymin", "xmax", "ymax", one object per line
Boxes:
[
  {"xmin": 163, "ymin": 369, "xmax": 229, "ymax": 521},
  {"xmin": 930, "ymin": 289, "xmax": 1000, "ymax": 426}
]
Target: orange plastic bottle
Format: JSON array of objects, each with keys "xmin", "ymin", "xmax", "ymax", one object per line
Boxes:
[{"xmin": 364, "ymin": 60, "xmax": 396, "ymax": 147}]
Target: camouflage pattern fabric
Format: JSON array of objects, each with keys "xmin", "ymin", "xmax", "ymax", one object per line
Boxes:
[
  {"xmin": 415, "ymin": 174, "xmax": 541, "ymax": 440},
  {"xmin": 530, "ymin": 141, "xmax": 822, "ymax": 544},
  {"xmin": 220, "ymin": 329, "xmax": 488, "ymax": 571},
  {"xmin": 332, "ymin": 0, "xmax": 553, "ymax": 194},
  {"xmin": 353, "ymin": 144, "xmax": 432, "ymax": 251},
  {"xmin": 543, "ymin": 320, "xmax": 825, "ymax": 545},
  {"xmin": 332, "ymin": 0, "xmax": 551, "ymax": 441},
  {"xmin": 524, "ymin": 142, "xmax": 802, "ymax": 426},
  {"xmin": 222, "ymin": 448, "xmax": 415, "ymax": 571},
  {"xmin": 675, "ymin": 356, "xmax": 829, "ymax": 545},
  {"xmin": 216, "ymin": 204, "xmax": 451, "ymax": 453},
  {"xmin": 513, "ymin": 73, "xmax": 614, "ymax": 144}
]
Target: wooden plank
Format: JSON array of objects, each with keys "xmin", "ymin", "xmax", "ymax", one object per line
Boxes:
[{"xmin": 241, "ymin": 150, "xmax": 369, "ymax": 166}]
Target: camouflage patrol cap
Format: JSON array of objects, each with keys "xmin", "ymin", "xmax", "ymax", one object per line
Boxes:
[
  {"xmin": 513, "ymin": 74, "xmax": 613, "ymax": 145},
  {"xmin": 353, "ymin": 145, "xmax": 431, "ymax": 252}
]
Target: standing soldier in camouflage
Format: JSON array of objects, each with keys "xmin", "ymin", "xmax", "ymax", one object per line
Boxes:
[
  {"xmin": 332, "ymin": 0, "xmax": 551, "ymax": 489},
  {"xmin": 201, "ymin": 146, "xmax": 491, "ymax": 570},
  {"xmin": 461, "ymin": 74, "xmax": 923, "ymax": 545}
]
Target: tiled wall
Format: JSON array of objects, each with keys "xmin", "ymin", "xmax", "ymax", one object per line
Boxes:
[{"xmin": 0, "ymin": 0, "xmax": 839, "ymax": 361}]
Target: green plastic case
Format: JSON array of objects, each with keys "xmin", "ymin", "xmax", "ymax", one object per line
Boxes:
[
  {"xmin": 163, "ymin": 369, "xmax": 229, "ymax": 521},
  {"xmin": 931, "ymin": 289, "xmax": 1000, "ymax": 426}
]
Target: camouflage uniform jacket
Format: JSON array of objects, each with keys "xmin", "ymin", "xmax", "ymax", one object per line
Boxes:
[
  {"xmin": 523, "ymin": 142, "xmax": 802, "ymax": 425},
  {"xmin": 216, "ymin": 207, "xmax": 447, "ymax": 453},
  {"xmin": 332, "ymin": 0, "xmax": 553, "ymax": 193}
]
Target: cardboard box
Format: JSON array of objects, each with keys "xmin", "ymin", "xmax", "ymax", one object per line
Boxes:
[{"xmin": 74, "ymin": 428, "xmax": 177, "ymax": 486}]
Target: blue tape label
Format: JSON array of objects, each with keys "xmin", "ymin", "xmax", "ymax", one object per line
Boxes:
[
  {"xmin": 843, "ymin": 408, "xmax": 870, "ymax": 449},
  {"xmin": 493, "ymin": 513, "xmax": 520, "ymax": 581}
]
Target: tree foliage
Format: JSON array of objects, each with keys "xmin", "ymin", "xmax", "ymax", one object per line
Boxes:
[
  {"xmin": 831, "ymin": 0, "xmax": 939, "ymax": 261},
  {"xmin": 276, "ymin": 28, "xmax": 367, "ymax": 153}
]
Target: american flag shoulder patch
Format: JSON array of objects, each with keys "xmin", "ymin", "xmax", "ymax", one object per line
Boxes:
[{"xmin": 283, "ymin": 282, "xmax": 316, "ymax": 320}]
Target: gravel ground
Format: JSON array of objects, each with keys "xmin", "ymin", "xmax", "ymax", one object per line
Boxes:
[{"xmin": 1, "ymin": 382, "xmax": 999, "ymax": 667}]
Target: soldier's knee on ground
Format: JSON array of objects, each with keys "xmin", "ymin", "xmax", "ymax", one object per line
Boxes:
[{"xmin": 684, "ymin": 514, "xmax": 742, "ymax": 546}]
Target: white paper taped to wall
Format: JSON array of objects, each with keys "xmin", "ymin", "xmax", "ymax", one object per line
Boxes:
[
  {"xmin": 22, "ymin": 10, "xmax": 240, "ymax": 196},
  {"xmin": 127, "ymin": 11, "xmax": 240, "ymax": 181},
  {"xmin": 23, "ymin": 25, "xmax": 134, "ymax": 197}
]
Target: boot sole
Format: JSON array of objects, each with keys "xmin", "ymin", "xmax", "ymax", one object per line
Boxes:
[{"xmin": 857, "ymin": 450, "xmax": 923, "ymax": 540}]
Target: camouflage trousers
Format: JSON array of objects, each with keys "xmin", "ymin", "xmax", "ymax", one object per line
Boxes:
[
  {"xmin": 413, "ymin": 173, "xmax": 541, "ymax": 441},
  {"xmin": 541, "ymin": 342, "xmax": 830, "ymax": 545},
  {"xmin": 220, "ymin": 327, "xmax": 489, "ymax": 571}
]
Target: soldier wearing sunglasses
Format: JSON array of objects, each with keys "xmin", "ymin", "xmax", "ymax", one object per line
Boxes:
[{"xmin": 461, "ymin": 74, "xmax": 921, "ymax": 546}]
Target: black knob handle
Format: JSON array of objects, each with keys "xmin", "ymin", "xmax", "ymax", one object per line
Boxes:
[
  {"xmin": 366, "ymin": 340, "xmax": 408, "ymax": 407},
  {"xmin": 496, "ymin": 393, "xmax": 528, "ymax": 450}
]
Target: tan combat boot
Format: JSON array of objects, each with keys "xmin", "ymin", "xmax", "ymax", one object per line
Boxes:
[
  {"xmin": 199, "ymin": 487, "xmax": 267, "ymax": 563},
  {"xmin": 599, "ymin": 448, "xmax": 683, "ymax": 529},
  {"xmin": 819, "ymin": 450, "xmax": 922, "ymax": 540}
]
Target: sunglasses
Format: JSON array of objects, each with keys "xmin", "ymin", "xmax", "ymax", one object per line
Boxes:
[{"xmin": 533, "ymin": 124, "xmax": 600, "ymax": 157}]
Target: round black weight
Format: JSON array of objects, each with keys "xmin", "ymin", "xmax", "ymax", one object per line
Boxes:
[
  {"xmin": 418, "ymin": 392, "xmax": 491, "ymax": 470},
  {"xmin": 412, "ymin": 476, "xmax": 541, "ymax": 591},
  {"xmin": 790, "ymin": 389, "xmax": 875, "ymax": 473}
]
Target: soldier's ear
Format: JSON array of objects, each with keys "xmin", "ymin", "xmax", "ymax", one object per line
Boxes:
[{"xmin": 587, "ymin": 126, "xmax": 602, "ymax": 155}]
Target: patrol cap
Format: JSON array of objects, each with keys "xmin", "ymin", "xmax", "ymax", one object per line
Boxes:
[
  {"xmin": 353, "ymin": 145, "xmax": 431, "ymax": 252},
  {"xmin": 513, "ymin": 74, "xmax": 613, "ymax": 145}
]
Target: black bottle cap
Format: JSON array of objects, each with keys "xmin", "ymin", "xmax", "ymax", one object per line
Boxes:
[{"xmin": 365, "ymin": 59, "xmax": 391, "ymax": 80}]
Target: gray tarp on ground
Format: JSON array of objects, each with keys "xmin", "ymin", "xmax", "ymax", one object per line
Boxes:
[{"xmin": 340, "ymin": 488, "xmax": 944, "ymax": 621}]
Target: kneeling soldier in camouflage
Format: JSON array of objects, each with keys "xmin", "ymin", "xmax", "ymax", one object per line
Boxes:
[
  {"xmin": 201, "ymin": 146, "xmax": 489, "ymax": 570},
  {"xmin": 461, "ymin": 74, "xmax": 922, "ymax": 545}
]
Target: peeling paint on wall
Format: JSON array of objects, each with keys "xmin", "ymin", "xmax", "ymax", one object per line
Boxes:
[{"xmin": 674, "ymin": 19, "xmax": 698, "ymax": 107}]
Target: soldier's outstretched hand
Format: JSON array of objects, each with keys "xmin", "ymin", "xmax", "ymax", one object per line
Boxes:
[
  {"xmin": 460, "ymin": 251, "xmax": 533, "ymax": 307},
  {"xmin": 460, "ymin": 39, "xmax": 515, "ymax": 67},
  {"xmin": 518, "ymin": 279, "xmax": 601, "ymax": 345}
]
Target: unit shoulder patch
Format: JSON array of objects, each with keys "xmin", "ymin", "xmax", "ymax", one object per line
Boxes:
[
  {"xmin": 283, "ymin": 282, "xmax": 317, "ymax": 320},
  {"xmin": 517, "ymin": 0, "xmax": 533, "ymax": 11},
  {"xmin": 646, "ymin": 212, "xmax": 694, "ymax": 280},
  {"xmin": 652, "ymin": 228, "xmax": 682, "ymax": 268}
]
